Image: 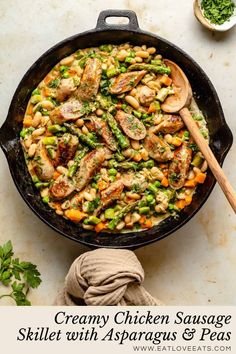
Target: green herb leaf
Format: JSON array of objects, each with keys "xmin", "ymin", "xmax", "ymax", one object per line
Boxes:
[{"xmin": 0, "ymin": 240, "xmax": 42, "ymax": 306}]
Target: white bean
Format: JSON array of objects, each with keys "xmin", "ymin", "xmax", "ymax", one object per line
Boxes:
[
  {"xmin": 131, "ymin": 140, "xmax": 140, "ymax": 150},
  {"xmin": 24, "ymin": 136, "xmax": 32, "ymax": 148},
  {"xmin": 122, "ymin": 148, "xmax": 135, "ymax": 158},
  {"xmin": 82, "ymin": 125, "xmax": 89, "ymax": 135},
  {"xmin": 125, "ymin": 213, "xmax": 132, "ymax": 224},
  {"xmin": 60, "ymin": 56, "xmax": 74, "ymax": 66},
  {"xmin": 96, "ymin": 108, "xmax": 104, "ymax": 116},
  {"xmin": 40, "ymin": 188, "xmax": 49, "ymax": 198},
  {"xmin": 125, "ymin": 95, "xmax": 140, "ymax": 109},
  {"xmin": 84, "ymin": 192, "xmax": 94, "ymax": 201},
  {"xmin": 82, "ymin": 224, "xmax": 94, "ymax": 230},
  {"xmin": 117, "ymin": 49, "xmax": 128, "ymax": 61},
  {"xmin": 164, "ymin": 134, "xmax": 173, "ymax": 144},
  {"xmin": 187, "ymin": 170, "xmax": 195, "ymax": 180},
  {"xmin": 141, "ymin": 148, "xmax": 149, "ymax": 161},
  {"xmin": 133, "ymin": 46, "xmax": 142, "ymax": 52},
  {"xmin": 131, "ymin": 212, "xmax": 141, "ymax": 223},
  {"xmin": 41, "ymin": 116, "xmax": 50, "ymax": 126},
  {"xmin": 32, "ymin": 112, "xmax": 42, "ymax": 127},
  {"xmin": 135, "ymin": 51, "xmax": 149, "ymax": 59},
  {"xmin": 135, "ymin": 57, "xmax": 143, "ymax": 64},
  {"xmin": 126, "ymin": 192, "xmax": 141, "ymax": 200},
  {"xmin": 56, "ymin": 210, "xmax": 63, "ymax": 215},
  {"xmin": 40, "ymin": 100, "xmax": 55, "ymax": 110},
  {"xmin": 75, "ymin": 118, "xmax": 84, "ymax": 127},
  {"xmin": 67, "ymin": 160, "xmax": 74, "ymax": 168},
  {"xmin": 116, "ymin": 221, "xmax": 125, "ymax": 230},
  {"xmin": 28, "ymin": 143, "xmax": 37, "ymax": 157},
  {"xmin": 56, "ymin": 166, "xmax": 68, "ymax": 175},
  {"xmin": 147, "ymin": 47, "xmax": 156, "ymax": 54},
  {"xmin": 32, "ymin": 127, "xmax": 45, "ymax": 137},
  {"xmin": 61, "ymin": 200, "xmax": 71, "ymax": 210}
]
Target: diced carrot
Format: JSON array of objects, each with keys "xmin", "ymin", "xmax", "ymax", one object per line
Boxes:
[
  {"xmin": 175, "ymin": 200, "xmax": 186, "ymax": 210},
  {"xmin": 23, "ymin": 116, "xmax": 33, "ymax": 127},
  {"xmin": 139, "ymin": 216, "xmax": 146, "ymax": 224},
  {"xmin": 44, "ymin": 74, "xmax": 53, "ymax": 85},
  {"xmin": 53, "ymin": 171, "xmax": 61, "ymax": 180},
  {"xmin": 172, "ymin": 137, "xmax": 183, "ymax": 147},
  {"xmin": 95, "ymin": 222, "xmax": 106, "ymax": 233},
  {"xmin": 185, "ymin": 195, "xmax": 192, "ymax": 205},
  {"xmin": 195, "ymin": 172, "xmax": 206, "ymax": 184},
  {"xmin": 26, "ymin": 104, "xmax": 33, "ymax": 115},
  {"xmin": 148, "ymin": 102, "xmax": 158, "ymax": 114},
  {"xmin": 133, "ymin": 153, "xmax": 142, "ymax": 162},
  {"xmin": 65, "ymin": 209, "xmax": 87, "ymax": 223},
  {"xmin": 45, "ymin": 130, "xmax": 53, "ymax": 137},
  {"xmin": 159, "ymin": 163, "xmax": 168, "ymax": 169},
  {"xmin": 97, "ymin": 180, "xmax": 108, "ymax": 191},
  {"xmin": 85, "ymin": 122, "xmax": 94, "ymax": 131},
  {"xmin": 184, "ymin": 180, "xmax": 197, "ymax": 188},
  {"xmin": 43, "ymin": 87, "xmax": 52, "ymax": 97},
  {"xmin": 116, "ymin": 103, "xmax": 122, "ymax": 109},
  {"xmin": 161, "ymin": 176, "xmax": 169, "ymax": 187},
  {"xmin": 178, "ymin": 130, "xmax": 185, "ymax": 138},
  {"xmin": 68, "ymin": 69, "xmax": 77, "ymax": 76},
  {"xmin": 160, "ymin": 75, "xmax": 172, "ymax": 86},
  {"xmin": 142, "ymin": 219, "xmax": 153, "ymax": 229}
]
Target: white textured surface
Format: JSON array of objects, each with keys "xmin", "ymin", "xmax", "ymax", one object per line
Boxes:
[{"xmin": 0, "ymin": 0, "xmax": 235, "ymax": 306}]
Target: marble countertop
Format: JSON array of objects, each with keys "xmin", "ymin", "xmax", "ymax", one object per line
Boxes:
[{"xmin": 0, "ymin": 0, "xmax": 235, "ymax": 306}]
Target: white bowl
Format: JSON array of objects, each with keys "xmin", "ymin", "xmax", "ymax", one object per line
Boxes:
[{"xmin": 194, "ymin": 0, "xmax": 236, "ymax": 32}]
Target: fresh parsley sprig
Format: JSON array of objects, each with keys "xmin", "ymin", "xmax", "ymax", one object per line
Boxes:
[{"xmin": 0, "ymin": 241, "xmax": 42, "ymax": 306}]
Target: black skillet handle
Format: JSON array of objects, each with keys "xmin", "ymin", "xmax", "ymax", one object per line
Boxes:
[
  {"xmin": 96, "ymin": 9, "xmax": 140, "ymax": 31},
  {"xmin": 0, "ymin": 119, "xmax": 12, "ymax": 154}
]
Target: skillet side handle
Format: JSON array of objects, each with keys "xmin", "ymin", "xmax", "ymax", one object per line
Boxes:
[
  {"xmin": 96, "ymin": 9, "xmax": 140, "ymax": 31},
  {"xmin": 0, "ymin": 120, "xmax": 9, "ymax": 154}
]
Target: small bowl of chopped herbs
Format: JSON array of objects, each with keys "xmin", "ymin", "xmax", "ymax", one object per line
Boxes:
[{"xmin": 194, "ymin": 0, "xmax": 236, "ymax": 32}]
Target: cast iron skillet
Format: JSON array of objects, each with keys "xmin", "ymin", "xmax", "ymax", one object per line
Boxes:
[{"xmin": 0, "ymin": 10, "xmax": 233, "ymax": 249}]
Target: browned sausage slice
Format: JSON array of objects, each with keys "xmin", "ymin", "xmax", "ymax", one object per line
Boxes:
[
  {"xmin": 100, "ymin": 180, "xmax": 124, "ymax": 207},
  {"xmin": 75, "ymin": 147, "xmax": 112, "ymax": 191},
  {"xmin": 143, "ymin": 133, "xmax": 173, "ymax": 162},
  {"xmin": 54, "ymin": 134, "xmax": 78, "ymax": 167},
  {"xmin": 91, "ymin": 117, "xmax": 118, "ymax": 151},
  {"xmin": 168, "ymin": 143, "xmax": 192, "ymax": 189},
  {"xmin": 121, "ymin": 172, "xmax": 148, "ymax": 192},
  {"xmin": 50, "ymin": 99, "xmax": 84, "ymax": 124},
  {"xmin": 109, "ymin": 71, "xmax": 146, "ymax": 94},
  {"xmin": 76, "ymin": 58, "xmax": 102, "ymax": 101},
  {"xmin": 33, "ymin": 141, "xmax": 55, "ymax": 181},
  {"xmin": 50, "ymin": 175, "xmax": 75, "ymax": 199},
  {"xmin": 56, "ymin": 78, "xmax": 76, "ymax": 102},
  {"xmin": 115, "ymin": 110, "xmax": 146, "ymax": 140},
  {"xmin": 150, "ymin": 115, "xmax": 184, "ymax": 134}
]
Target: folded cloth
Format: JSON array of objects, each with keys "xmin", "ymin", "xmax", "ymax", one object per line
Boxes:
[{"xmin": 55, "ymin": 248, "xmax": 163, "ymax": 306}]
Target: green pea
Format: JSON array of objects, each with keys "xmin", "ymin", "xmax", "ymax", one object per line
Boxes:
[
  {"xmin": 108, "ymin": 168, "xmax": 117, "ymax": 176},
  {"xmin": 146, "ymin": 194, "xmax": 155, "ymax": 205}
]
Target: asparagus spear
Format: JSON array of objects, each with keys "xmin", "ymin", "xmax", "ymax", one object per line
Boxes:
[
  {"xmin": 105, "ymin": 113, "xmax": 130, "ymax": 149},
  {"xmin": 68, "ymin": 147, "xmax": 89, "ymax": 178},
  {"xmin": 128, "ymin": 63, "xmax": 171, "ymax": 75},
  {"xmin": 108, "ymin": 201, "xmax": 138, "ymax": 230},
  {"xmin": 64, "ymin": 123, "xmax": 101, "ymax": 149}
]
